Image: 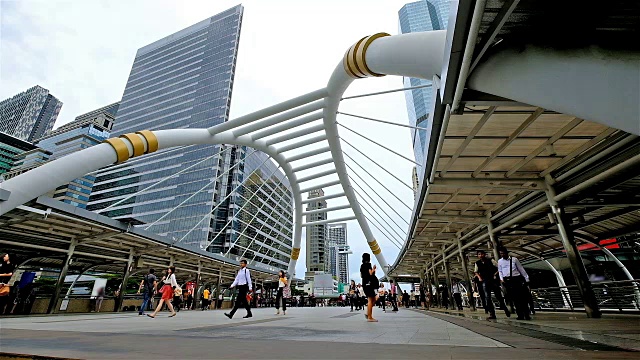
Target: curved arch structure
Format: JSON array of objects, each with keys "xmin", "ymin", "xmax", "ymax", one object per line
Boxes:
[{"xmin": 0, "ymin": 30, "xmax": 448, "ymax": 278}]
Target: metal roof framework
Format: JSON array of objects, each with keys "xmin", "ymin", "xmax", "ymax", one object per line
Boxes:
[
  {"xmin": 0, "ymin": 197, "xmax": 281, "ymax": 284},
  {"xmin": 389, "ymin": 0, "xmax": 640, "ymax": 305}
]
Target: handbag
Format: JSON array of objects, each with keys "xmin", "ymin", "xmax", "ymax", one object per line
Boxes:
[
  {"xmin": 0, "ymin": 284, "xmax": 9, "ymax": 297},
  {"xmin": 246, "ymin": 292, "xmax": 253, "ymax": 303},
  {"xmin": 283, "ymin": 282, "xmax": 291, "ymax": 299}
]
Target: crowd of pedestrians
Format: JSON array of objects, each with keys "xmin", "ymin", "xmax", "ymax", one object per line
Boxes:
[{"xmin": 1, "ymin": 247, "xmax": 536, "ymax": 323}]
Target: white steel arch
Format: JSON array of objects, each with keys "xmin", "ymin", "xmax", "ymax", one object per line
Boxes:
[{"xmin": 0, "ymin": 30, "xmax": 448, "ymax": 278}]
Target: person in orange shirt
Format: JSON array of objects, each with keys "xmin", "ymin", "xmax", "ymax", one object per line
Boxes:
[{"xmin": 202, "ymin": 288, "xmax": 210, "ymax": 311}]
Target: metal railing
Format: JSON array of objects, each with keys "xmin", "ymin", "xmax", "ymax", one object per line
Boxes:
[{"xmin": 531, "ymin": 280, "xmax": 640, "ymax": 313}]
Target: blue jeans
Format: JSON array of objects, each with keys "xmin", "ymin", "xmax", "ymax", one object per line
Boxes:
[{"xmin": 139, "ymin": 292, "xmax": 151, "ymax": 314}]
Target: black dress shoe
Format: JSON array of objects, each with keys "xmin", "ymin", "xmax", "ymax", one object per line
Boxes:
[
  {"xmin": 505, "ymin": 309, "xmax": 511, "ymax": 318},
  {"xmin": 487, "ymin": 315, "xmax": 497, "ymax": 320},
  {"xmin": 243, "ymin": 314, "xmax": 252, "ymax": 318},
  {"xmin": 224, "ymin": 313, "xmax": 232, "ymax": 319},
  {"xmin": 516, "ymin": 317, "xmax": 524, "ymax": 320},
  {"xmin": 525, "ymin": 316, "xmax": 531, "ymax": 320}
]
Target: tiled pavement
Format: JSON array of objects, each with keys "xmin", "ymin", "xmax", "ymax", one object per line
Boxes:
[
  {"xmin": 424, "ymin": 306, "xmax": 640, "ymax": 351},
  {"xmin": 0, "ymin": 307, "xmax": 637, "ymax": 359}
]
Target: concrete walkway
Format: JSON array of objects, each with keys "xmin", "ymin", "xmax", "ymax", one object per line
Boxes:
[
  {"xmin": 424, "ymin": 306, "xmax": 640, "ymax": 351},
  {"xmin": 0, "ymin": 307, "xmax": 637, "ymax": 359}
]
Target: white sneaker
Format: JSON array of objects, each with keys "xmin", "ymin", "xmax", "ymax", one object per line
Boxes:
[{"xmin": 276, "ymin": 310, "xmax": 280, "ymax": 315}]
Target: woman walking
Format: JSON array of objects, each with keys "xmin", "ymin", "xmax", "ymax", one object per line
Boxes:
[
  {"xmin": 275, "ymin": 270, "xmax": 287, "ymax": 315},
  {"xmin": 147, "ymin": 266, "xmax": 178, "ymax": 318},
  {"xmin": 360, "ymin": 253, "xmax": 378, "ymax": 322}
]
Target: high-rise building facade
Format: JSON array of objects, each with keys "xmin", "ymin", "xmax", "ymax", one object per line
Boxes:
[
  {"xmin": 88, "ymin": 6, "xmax": 244, "ymax": 249},
  {"xmin": 5, "ymin": 103, "xmax": 118, "ymax": 208},
  {"xmin": 211, "ymin": 145, "xmax": 293, "ymax": 270},
  {"xmin": 399, "ymin": 0, "xmax": 450, "ymax": 183},
  {"xmin": 0, "ymin": 132, "xmax": 37, "ymax": 178},
  {"xmin": 86, "ymin": 6, "xmax": 292, "ymax": 270},
  {"xmin": 327, "ymin": 223, "xmax": 349, "ymax": 284},
  {"xmin": 0, "ymin": 85, "xmax": 63, "ymax": 142},
  {"xmin": 305, "ymin": 189, "xmax": 327, "ymax": 279}
]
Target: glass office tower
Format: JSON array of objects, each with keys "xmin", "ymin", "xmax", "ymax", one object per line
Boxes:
[
  {"xmin": 213, "ymin": 146, "xmax": 293, "ymax": 270},
  {"xmin": 88, "ymin": 6, "xmax": 244, "ymax": 248},
  {"xmin": 399, "ymin": 0, "xmax": 450, "ymax": 183},
  {"xmin": 0, "ymin": 85, "xmax": 62, "ymax": 142}
]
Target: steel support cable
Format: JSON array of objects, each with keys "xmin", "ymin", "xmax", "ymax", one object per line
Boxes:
[
  {"xmin": 236, "ymin": 150, "xmax": 293, "ymax": 205},
  {"xmin": 173, "ymin": 149, "xmax": 269, "ymax": 244},
  {"xmin": 239, "ymin": 180, "xmax": 293, "ymax": 227},
  {"xmin": 245, "ymin": 167, "xmax": 294, "ymax": 216},
  {"xmin": 361, "ymin": 210, "xmax": 403, "ymax": 250},
  {"xmin": 342, "ymin": 150, "xmax": 413, "ymax": 208},
  {"xmin": 234, "ymin": 168, "xmax": 294, "ymax": 260},
  {"xmin": 144, "ymin": 147, "xmax": 263, "ymax": 230},
  {"xmin": 337, "ymin": 122, "xmax": 420, "ymax": 166},
  {"xmin": 226, "ymin": 170, "xmax": 289, "ymax": 259},
  {"xmin": 237, "ymin": 188, "xmax": 292, "ymax": 261},
  {"xmin": 352, "ymin": 195, "xmax": 405, "ymax": 248},
  {"xmin": 246, "ymin": 175, "xmax": 295, "ymax": 265},
  {"xmin": 206, "ymin": 160, "xmax": 283, "ymax": 251},
  {"xmin": 350, "ymin": 184, "xmax": 408, "ymax": 242},
  {"xmin": 337, "ymin": 112, "xmax": 430, "ymax": 132},
  {"xmin": 359, "ymin": 206, "xmax": 403, "ymax": 250},
  {"xmin": 344, "ymin": 161, "xmax": 411, "ymax": 224},
  {"xmin": 235, "ymin": 212, "xmax": 291, "ymax": 258},
  {"xmin": 341, "ymin": 139, "xmax": 414, "ymax": 192},
  {"xmin": 349, "ymin": 178, "xmax": 409, "ymax": 236},
  {"xmin": 340, "ymin": 83, "xmax": 433, "ymax": 100},
  {"xmin": 232, "ymin": 183, "xmax": 293, "ymax": 241},
  {"xmin": 97, "ymin": 145, "xmax": 232, "ymax": 214}
]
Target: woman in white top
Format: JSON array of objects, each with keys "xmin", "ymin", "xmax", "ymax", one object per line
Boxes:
[
  {"xmin": 275, "ymin": 270, "xmax": 287, "ymax": 315},
  {"xmin": 148, "ymin": 266, "xmax": 178, "ymax": 318}
]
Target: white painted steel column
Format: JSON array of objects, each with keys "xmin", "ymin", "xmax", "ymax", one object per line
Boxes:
[
  {"xmin": 325, "ymin": 65, "xmax": 388, "ymax": 273},
  {"xmin": 542, "ymin": 259, "xmax": 572, "ymax": 309}
]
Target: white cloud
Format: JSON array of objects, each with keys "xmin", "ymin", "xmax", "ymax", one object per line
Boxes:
[{"xmin": 2, "ymin": 0, "xmax": 417, "ymax": 281}]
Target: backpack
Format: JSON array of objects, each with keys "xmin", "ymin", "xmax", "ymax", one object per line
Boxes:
[{"xmin": 143, "ymin": 274, "xmax": 155, "ymax": 294}]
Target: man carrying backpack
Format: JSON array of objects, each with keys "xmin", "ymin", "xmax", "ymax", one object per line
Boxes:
[{"xmin": 137, "ymin": 269, "xmax": 157, "ymax": 316}]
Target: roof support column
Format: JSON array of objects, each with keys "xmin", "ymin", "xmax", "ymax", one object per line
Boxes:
[
  {"xmin": 442, "ymin": 250, "xmax": 454, "ymax": 310},
  {"xmin": 457, "ymin": 237, "xmax": 475, "ymax": 311},
  {"xmin": 193, "ymin": 261, "xmax": 201, "ymax": 310},
  {"xmin": 542, "ymin": 259, "xmax": 572, "ymax": 309},
  {"xmin": 486, "ymin": 214, "xmax": 500, "ymax": 261},
  {"xmin": 48, "ymin": 238, "xmax": 78, "ymax": 314},
  {"xmin": 424, "ymin": 266, "xmax": 432, "ymax": 310},
  {"xmin": 116, "ymin": 250, "xmax": 135, "ymax": 312},
  {"xmin": 432, "ymin": 261, "xmax": 441, "ymax": 307},
  {"xmin": 216, "ymin": 268, "xmax": 223, "ymax": 310},
  {"xmin": 545, "ymin": 179, "xmax": 601, "ymax": 318}
]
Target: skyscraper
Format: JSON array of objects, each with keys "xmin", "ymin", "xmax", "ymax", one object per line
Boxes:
[
  {"xmin": 88, "ymin": 6, "xmax": 244, "ymax": 249},
  {"xmin": 0, "ymin": 85, "xmax": 63, "ymax": 142},
  {"xmin": 5, "ymin": 103, "xmax": 119, "ymax": 209},
  {"xmin": 87, "ymin": 6, "xmax": 293, "ymax": 270},
  {"xmin": 399, "ymin": 0, "xmax": 450, "ymax": 183},
  {"xmin": 327, "ymin": 223, "xmax": 349, "ymax": 284},
  {"xmin": 305, "ymin": 189, "xmax": 327, "ymax": 280}
]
